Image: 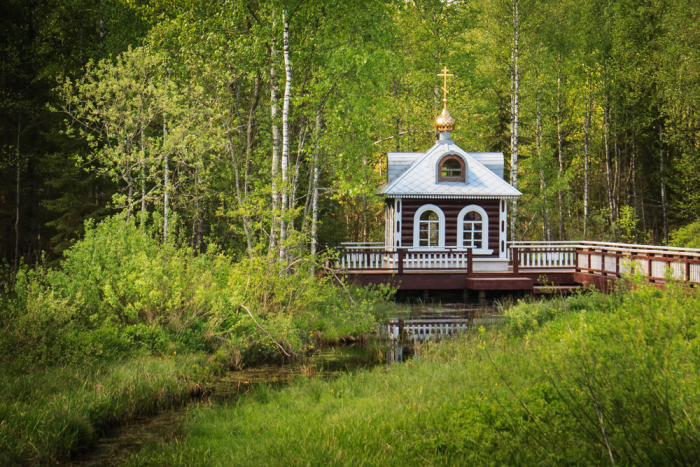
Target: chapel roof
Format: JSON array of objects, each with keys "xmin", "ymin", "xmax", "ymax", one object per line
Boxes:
[{"xmin": 378, "ymin": 142, "xmax": 522, "ymax": 199}]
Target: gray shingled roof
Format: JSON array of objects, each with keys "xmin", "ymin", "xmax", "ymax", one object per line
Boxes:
[{"xmin": 378, "ymin": 142, "xmax": 522, "ymax": 199}]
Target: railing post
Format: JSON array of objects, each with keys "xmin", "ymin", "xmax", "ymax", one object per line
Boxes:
[
  {"xmin": 398, "ymin": 248, "xmax": 405, "ymax": 275},
  {"xmin": 686, "ymin": 256, "xmax": 691, "ymax": 282},
  {"xmin": 648, "ymin": 253, "xmax": 653, "ymax": 281},
  {"xmin": 512, "ymin": 247, "xmax": 519, "ymax": 275},
  {"xmin": 588, "ymin": 249, "xmax": 592, "ymax": 273},
  {"xmin": 467, "ymin": 247, "xmax": 473, "ymax": 275}
]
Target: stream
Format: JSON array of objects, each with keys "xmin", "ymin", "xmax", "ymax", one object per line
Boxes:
[{"xmin": 63, "ymin": 304, "xmax": 498, "ymax": 466}]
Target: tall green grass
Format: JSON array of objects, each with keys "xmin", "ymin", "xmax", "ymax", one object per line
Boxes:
[
  {"xmin": 0, "ymin": 353, "xmax": 216, "ymax": 465},
  {"xmin": 125, "ymin": 283, "xmax": 700, "ymax": 466}
]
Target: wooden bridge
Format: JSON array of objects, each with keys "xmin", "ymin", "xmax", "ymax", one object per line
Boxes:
[{"xmin": 335, "ymin": 241, "xmax": 700, "ymax": 295}]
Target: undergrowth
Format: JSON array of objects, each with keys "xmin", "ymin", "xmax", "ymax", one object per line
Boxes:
[
  {"xmin": 0, "ymin": 214, "xmax": 394, "ymax": 464},
  {"xmin": 0, "ymin": 214, "xmax": 393, "ymax": 369},
  {"xmin": 124, "ymin": 282, "xmax": 700, "ymax": 466}
]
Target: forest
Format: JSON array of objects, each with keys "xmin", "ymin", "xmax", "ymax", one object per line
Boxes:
[
  {"xmin": 2, "ymin": 0, "xmax": 700, "ymax": 465},
  {"xmin": 2, "ymin": 0, "xmax": 700, "ymax": 268}
]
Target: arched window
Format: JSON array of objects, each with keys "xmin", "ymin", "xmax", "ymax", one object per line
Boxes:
[
  {"xmin": 438, "ymin": 155, "xmax": 466, "ymax": 182},
  {"xmin": 457, "ymin": 205, "xmax": 492, "ymax": 253},
  {"xmin": 419, "ymin": 211, "xmax": 440, "ymax": 247},
  {"xmin": 413, "ymin": 204, "xmax": 445, "ymax": 248},
  {"xmin": 462, "ymin": 211, "xmax": 483, "ymax": 248}
]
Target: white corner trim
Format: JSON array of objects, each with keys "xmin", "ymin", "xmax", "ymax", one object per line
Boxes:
[
  {"xmin": 457, "ymin": 205, "xmax": 489, "ymax": 252},
  {"xmin": 394, "ymin": 198, "xmax": 402, "ymax": 247},
  {"xmin": 499, "ymin": 200, "xmax": 507, "ymax": 259},
  {"xmin": 413, "ymin": 204, "xmax": 445, "ymax": 248}
]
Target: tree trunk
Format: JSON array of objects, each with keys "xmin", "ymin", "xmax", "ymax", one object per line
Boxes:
[
  {"xmin": 631, "ymin": 120, "xmax": 638, "ymax": 233},
  {"xmin": 536, "ymin": 101, "xmax": 549, "ymax": 241},
  {"xmin": 604, "ymin": 100, "xmax": 614, "ymax": 226},
  {"xmin": 14, "ymin": 114, "xmax": 21, "ymax": 271},
  {"xmin": 226, "ymin": 121, "xmax": 253, "ymax": 255},
  {"xmin": 557, "ymin": 53, "xmax": 565, "ymax": 241},
  {"xmin": 289, "ymin": 123, "xmax": 306, "ymax": 233},
  {"xmin": 163, "ymin": 109, "xmax": 169, "ymax": 243},
  {"xmin": 659, "ymin": 122, "xmax": 668, "ymax": 243},
  {"xmin": 584, "ymin": 92, "xmax": 591, "ymax": 240},
  {"xmin": 279, "ymin": 10, "xmax": 292, "ymax": 258},
  {"xmin": 509, "ymin": 0, "xmax": 520, "ymax": 241},
  {"xmin": 141, "ymin": 120, "xmax": 146, "ymax": 225},
  {"xmin": 245, "ymin": 72, "xmax": 262, "ymax": 196},
  {"xmin": 192, "ymin": 166, "xmax": 202, "ymax": 251},
  {"xmin": 270, "ymin": 11, "xmax": 281, "ymax": 253},
  {"xmin": 311, "ymin": 110, "xmax": 323, "ymax": 256},
  {"xmin": 127, "ymin": 169, "xmax": 134, "ymax": 222}
]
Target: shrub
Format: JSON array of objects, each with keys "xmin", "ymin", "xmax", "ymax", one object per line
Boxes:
[{"xmin": 0, "ymin": 214, "xmax": 390, "ymax": 368}]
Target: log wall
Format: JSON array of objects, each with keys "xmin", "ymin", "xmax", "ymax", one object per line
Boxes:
[{"xmin": 399, "ymin": 198, "xmax": 501, "ymax": 258}]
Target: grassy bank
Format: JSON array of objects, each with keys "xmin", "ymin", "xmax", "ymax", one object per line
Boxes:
[
  {"xmin": 124, "ymin": 282, "xmax": 700, "ymax": 466},
  {"xmin": 0, "ymin": 353, "xmax": 224, "ymax": 465}
]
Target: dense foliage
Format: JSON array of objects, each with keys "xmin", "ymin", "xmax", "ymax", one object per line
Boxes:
[
  {"xmin": 124, "ymin": 283, "xmax": 700, "ymax": 466},
  {"xmin": 0, "ymin": 215, "xmax": 389, "ymax": 369},
  {"xmin": 2, "ymin": 0, "xmax": 700, "ymax": 269}
]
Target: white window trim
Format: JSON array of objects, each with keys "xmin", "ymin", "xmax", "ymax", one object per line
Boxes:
[
  {"xmin": 456, "ymin": 205, "xmax": 493, "ymax": 255},
  {"xmin": 412, "ymin": 204, "xmax": 445, "ymax": 249}
]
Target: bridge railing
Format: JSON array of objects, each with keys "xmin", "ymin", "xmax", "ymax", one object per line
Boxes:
[
  {"xmin": 336, "ymin": 246, "xmax": 481, "ymax": 273},
  {"xmin": 337, "ymin": 241, "xmax": 700, "ymax": 285},
  {"xmin": 510, "ymin": 241, "xmax": 700, "ymax": 285}
]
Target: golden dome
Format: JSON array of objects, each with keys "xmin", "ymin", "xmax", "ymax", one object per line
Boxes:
[{"xmin": 435, "ymin": 107, "xmax": 456, "ymax": 132}]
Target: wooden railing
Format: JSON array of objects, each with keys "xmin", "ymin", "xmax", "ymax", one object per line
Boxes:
[
  {"xmin": 511, "ymin": 241, "xmax": 700, "ymax": 285},
  {"xmin": 338, "ymin": 246, "xmax": 482, "ymax": 273},
  {"xmin": 506, "ymin": 241, "xmax": 578, "ymax": 268},
  {"xmin": 337, "ymin": 241, "xmax": 700, "ymax": 285}
]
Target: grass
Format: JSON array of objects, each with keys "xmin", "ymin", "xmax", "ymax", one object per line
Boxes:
[
  {"xmin": 123, "ymin": 282, "xmax": 700, "ymax": 466},
  {"xmin": 0, "ymin": 352, "xmax": 219, "ymax": 465}
]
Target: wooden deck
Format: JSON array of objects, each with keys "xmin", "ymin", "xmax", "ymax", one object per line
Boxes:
[{"xmin": 336, "ymin": 241, "xmax": 700, "ymax": 293}]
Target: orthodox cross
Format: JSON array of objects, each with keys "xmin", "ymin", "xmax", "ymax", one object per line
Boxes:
[{"xmin": 437, "ymin": 66, "xmax": 454, "ymax": 108}]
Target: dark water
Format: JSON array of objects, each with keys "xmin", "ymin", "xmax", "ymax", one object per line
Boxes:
[
  {"xmin": 63, "ymin": 342, "xmax": 411, "ymax": 467},
  {"xmin": 64, "ymin": 305, "xmax": 498, "ymax": 466}
]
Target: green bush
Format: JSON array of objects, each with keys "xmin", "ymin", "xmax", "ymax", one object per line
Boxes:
[
  {"xmin": 670, "ymin": 220, "xmax": 700, "ymax": 248},
  {"xmin": 0, "ymin": 214, "xmax": 390, "ymax": 368},
  {"xmin": 504, "ymin": 287, "xmax": 613, "ymax": 335}
]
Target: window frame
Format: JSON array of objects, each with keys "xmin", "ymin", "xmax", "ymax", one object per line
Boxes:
[
  {"xmin": 456, "ymin": 205, "xmax": 493, "ymax": 254},
  {"xmin": 437, "ymin": 154, "xmax": 466, "ymax": 182},
  {"xmin": 412, "ymin": 204, "xmax": 445, "ymax": 249}
]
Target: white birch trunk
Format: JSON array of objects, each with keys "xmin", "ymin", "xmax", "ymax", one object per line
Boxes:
[
  {"xmin": 604, "ymin": 99, "xmax": 614, "ymax": 225},
  {"xmin": 584, "ymin": 93, "xmax": 591, "ymax": 240},
  {"xmin": 270, "ymin": 12, "xmax": 281, "ymax": 253},
  {"xmin": 311, "ymin": 110, "xmax": 322, "ymax": 256},
  {"xmin": 140, "ymin": 119, "xmax": 146, "ymax": 224},
  {"xmin": 659, "ymin": 122, "xmax": 668, "ymax": 242},
  {"xmin": 557, "ymin": 53, "xmax": 565, "ymax": 241},
  {"xmin": 163, "ymin": 108, "xmax": 169, "ymax": 243},
  {"xmin": 509, "ymin": 0, "xmax": 520, "ymax": 241},
  {"xmin": 537, "ymin": 101, "xmax": 549, "ymax": 241},
  {"xmin": 279, "ymin": 10, "xmax": 292, "ymax": 258},
  {"xmin": 632, "ymin": 119, "xmax": 638, "ymax": 227}
]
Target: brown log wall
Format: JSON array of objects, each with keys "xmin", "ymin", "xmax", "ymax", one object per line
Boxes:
[{"xmin": 399, "ymin": 198, "xmax": 501, "ymax": 258}]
